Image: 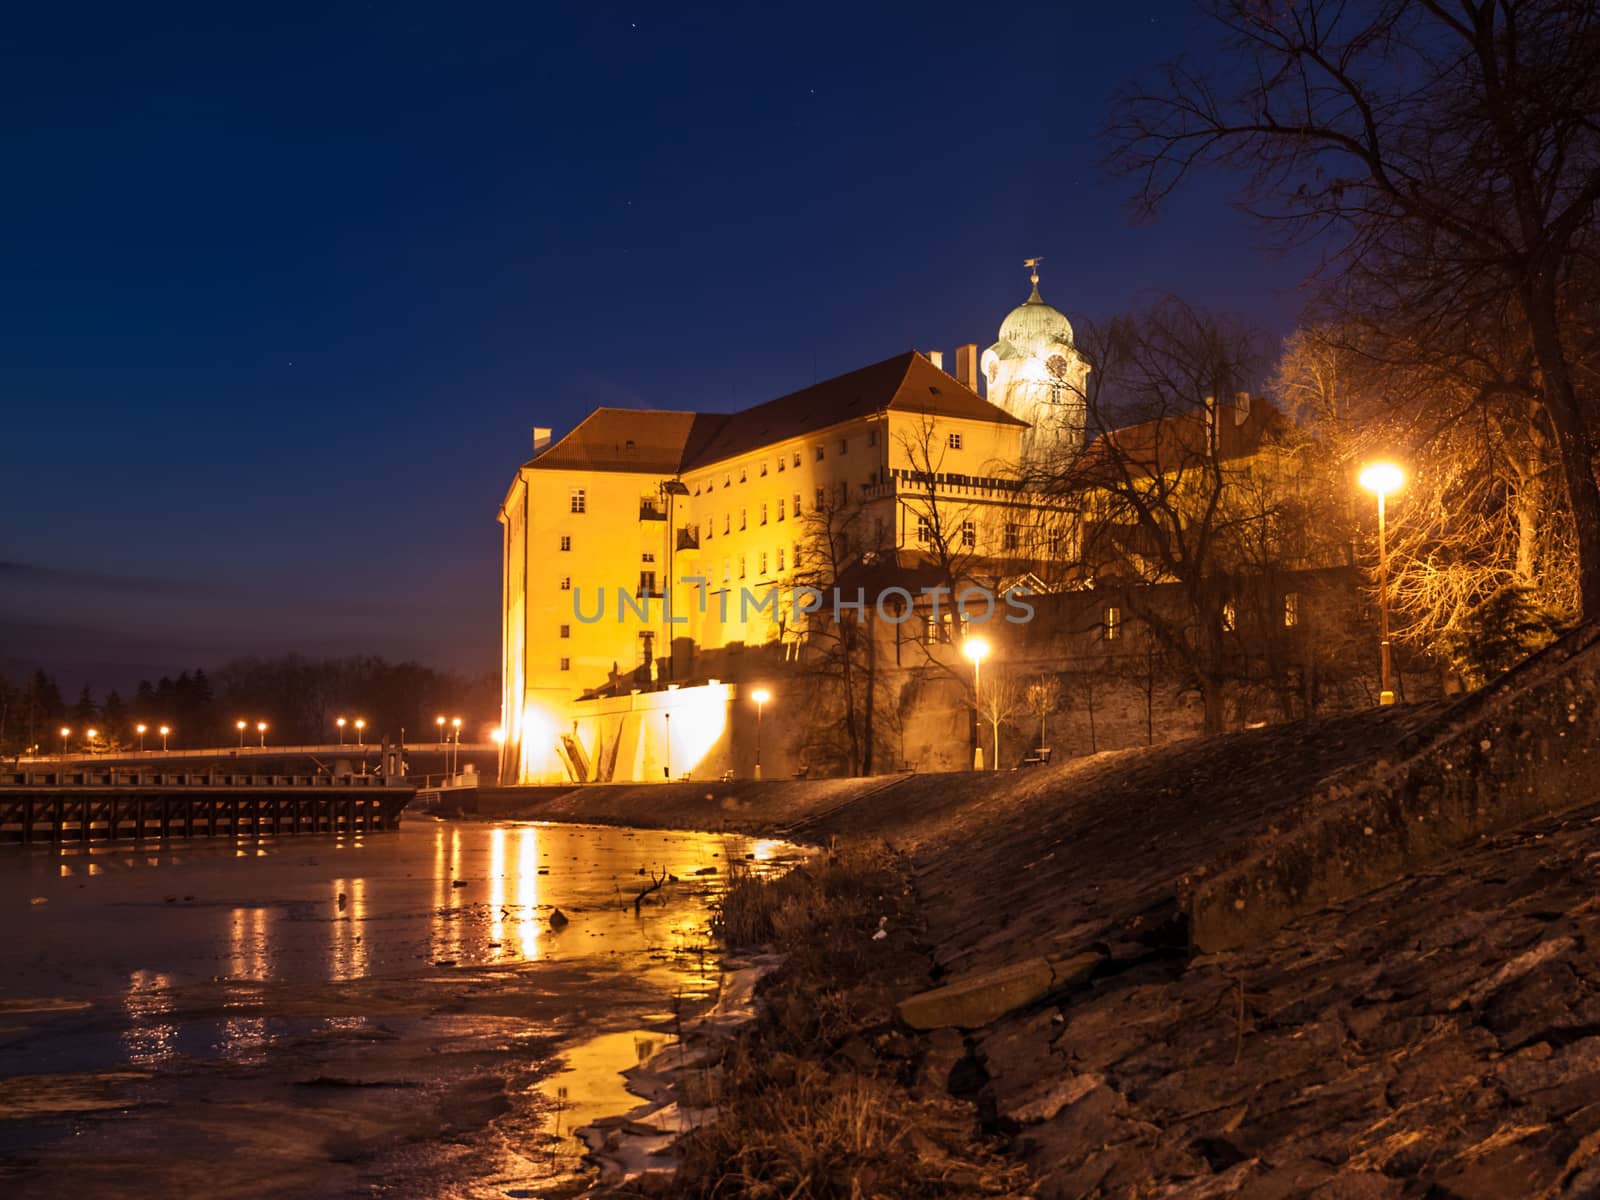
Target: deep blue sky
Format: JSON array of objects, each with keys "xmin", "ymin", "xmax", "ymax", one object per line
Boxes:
[{"xmin": 1, "ymin": 1, "xmax": 1314, "ymax": 690}]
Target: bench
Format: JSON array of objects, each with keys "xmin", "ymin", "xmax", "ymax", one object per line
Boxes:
[{"xmin": 1021, "ymin": 747, "xmax": 1054, "ymax": 767}]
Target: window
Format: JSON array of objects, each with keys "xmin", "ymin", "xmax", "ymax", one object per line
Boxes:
[
  {"xmin": 739, "ymin": 507, "xmax": 747, "ymax": 530},
  {"xmin": 948, "ymin": 432, "xmax": 963, "ymax": 450},
  {"xmin": 1047, "ymin": 529, "xmax": 1064, "ymax": 557},
  {"xmin": 738, "ymin": 555, "xmax": 746, "ymax": 578},
  {"xmin": 777, "ymin": 498, "xmax": 786, "ymax": 521},
  {"xmin": 760, "ymin": 502, "xmax": 768, "ymax": 525},
  {"xmin": 815, "ymin": 487, "xmax": 826, "ymax": 510},
  {"xmin": 724, "ymin": 474, "xmax": 731, "ymax": 488},
  {"xmin": 641, "ymin": 552, "xmax": 656, "ymax": 563},
  {"xmin": 1005, "ymin": 524, "xmax": 1020, "ymax": 551},
  {"xmin": 559, "ymin": 576, "xmax": 571, "ymax": 590},
  {"xmin": 569, "ymin": 488, "xmax": 587, "ymax": 513},
  {"xmin": 705, "ymin": 520, "xmax": 712, "ymax": 540},
  {"xmin": 776, "ymin": 547, "xmax": 785, "ymax": 571},
  {"xmin": 792, "ymin": 544, "xmax": 802, "ymax": 567},
  {"xmin": 1221, "ymin": 602, "xmax": 1237, "ymax": 632},
  {"xmin": 722, "ymin": 558, "xmax": 731, "ymax": 583},
  {"xmin": 559, "ymin": 535, "xmax": 572, "ymax": 552},
  {"xmin": 559, "ymin": 657, "xmax": 571, "ymax": 671},
  {"xmin": 793, "ymin": 451, "xmax": 802, "ymax": 468},
  {"xmin": 839, "ymin": 437, "xmax": 849, "ymax": 454},
  {"xmin": 793, "ymin": 491, "xmax": 802, "ymax": 514},
  {"xmin": 1104, "ymin": 607, "xmax": 1121, "ymax": 641},
  {"xmin": 917, "ymin": 516, "xmax": 933, "ymax": 544},
  {"xmin": 837, "ymin": 481, "xmax": 848, "ymax": 507},
  {"xmin": 624, "ymin": 439, "xmax": 636, "ymax": 454},
  {"xmin": 815, "ymin": 445, "xmax": 825, "ymax": 462},
  {"xmin": 777, "ymin": 456, "xmax": 785, "ymax": 473},
  {"xmin": 723, "ymin": 513, "xmax": 730, "ymax": 534},
  {"xmin": 639, "ymin": 570, "xmax": 658, "ymax": 595},
  {"xmin": 759, "ymin": 551, "xmax": 768, "ymax": 575},
  {"xmin": 867, "ymin": 429, "xmax": 877, "ymax": 447},
  {"xmin": 559, "ymin": 624, "xmax": 571, "ymax": 638},
  {"xmin": 1284, "ymin": 592, "xmax": 1300, "ymax": 628},
  {"xmin": 961, "ymin": 520, "xmax": 976, "ymax": 548},
  {"xmin": 740, "ymin": 467, "xmax": 748, "ymax": 483}
]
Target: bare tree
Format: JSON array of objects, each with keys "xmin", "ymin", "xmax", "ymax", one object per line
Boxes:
[
  {"xmin": 1024, "ymin": 674, "xmax": 1062, "ymax": 750},
  {"xmin": 1108, "ymin": 0, "xmax": 1600, "ymax": 619},
  {"xmin": 1040, "ymin": 297, "xmax": 1335, "ymax": 735},
  {"xmin": 976, "ymin": 668, "xmax": 1026, "ymax": 770}
]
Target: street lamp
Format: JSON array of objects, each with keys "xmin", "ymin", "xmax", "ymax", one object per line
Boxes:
[
  {"xmin": 59, "ymin": 727, "xmax": 70, "ymax": 756},
  {"xmin": 336, "ymin": 717, "xmax": 347, "ymax": 745},
  {"xmin": 136, "ymin": 723, "xmax": 147, "ymax": 751},
  {"xmin": 451, "ymin": 717, "xmax": 462, "ymax": 773},
  {"xmin": 489, "ymin": 727, "xmax": 506, "ymax": 745},
  {"xmin": 963, "ymin": 636, "xmax": 991, "ymax": 770},
  {"xmin": 435, "ymin": 715, "xmax": 446, "ymax": 746},
  {"xmin": 86, "ymin": 728, "xmax": 98, "ymax": 755},
  {"xmin": 1359, "ymin": 461, "xmax": 1405, "ymax": 706},
  {"xmin": 236, "ymin": 719, "xmax": 247, "ymax": 748},
  {"xmin": 354, "ymin": 718, "xmax": 366, "ymax": 747},
  {"xmin": 159, "ymin": 725, "xmax": 171, "ymax": 752},
  {"xmin": 257, "ymin": 720, "xmax": 268, "ymax": 748},
  {"xmin": 750, "ymin": 688, "xmax": 771, "ymax": 780}
]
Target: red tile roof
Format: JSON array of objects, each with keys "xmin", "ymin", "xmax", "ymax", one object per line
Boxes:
[{"xmin": 525, "ymin": 352, "xmax": 1023, "ymax": 476}]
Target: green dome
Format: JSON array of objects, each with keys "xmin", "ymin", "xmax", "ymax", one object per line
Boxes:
[{"xmin": 995, "ymin": 283, "xmax": 1075, "ymax": 358}]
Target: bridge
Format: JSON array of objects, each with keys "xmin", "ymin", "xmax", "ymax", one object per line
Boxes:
[
  {"xmin": 12, "ymin": 742, "xmax": 498, "ymax": 766},
  {"xmin": 0, "ymin": 765, "xmax": 414, "ymax": 845}
]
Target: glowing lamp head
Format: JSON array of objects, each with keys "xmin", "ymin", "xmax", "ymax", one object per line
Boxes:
[
  {"xmin": 336, "ymin": 717, "xmax": 346, "ymax": 728},
  {"xmin": 751, "ymin": 687, "xmax": 771, "ymax": 706},
  {"xmin": 1359, "ymin": 461, "xmax": 1405, "ymax": 497},
  {"xmin": 236, "ymin": 720, "xmax": 247, "ymax": 731},
  {"xmin": 436, "ymin": 715, "xmax": 445, "ymax": 727},
  {"xmin": 59, "ymin": 727, "xmax": 70, "ymax": 737},
  {"xmin": 159, "ymin": 726, "xmax": 170, "ymax": 736},
  {"xmin": 490, "ymin": 727, "xmax": 506, "ymax": 745},
  {"xmin": 451, "ymin": 717, "xmax": 462, "ymax": 729},
  {"xmin": 354, "ymin": 718, "xmax": 366, "ymax": 730},
  {"xmin": 136, "ymin": 724, "xmax": 147, "ymax": 734},
  {"xmin": 86, "ymin": 728, "xmax": 98, "ymax": 739},
  {"xmin": 963, "ymin": 636, "xmax": 991, "ymax": 665},
  {"xmin": 256, "ymin": 722, "xmax": 267, "ymax": 732}
]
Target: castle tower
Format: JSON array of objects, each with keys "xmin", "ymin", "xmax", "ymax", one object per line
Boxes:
[{"xmin": 980, "ymin": 259, "xmax": 1090, "ymax": 460}]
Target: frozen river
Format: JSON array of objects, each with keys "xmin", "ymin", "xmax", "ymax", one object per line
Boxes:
[{"xmin": 0, "ymin": 819, "xmax": 800, "ymax": 1198}]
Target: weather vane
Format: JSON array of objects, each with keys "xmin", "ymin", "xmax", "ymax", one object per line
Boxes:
[{"xmin": 1023, "ymin": 256, "xmax": 1043, "ymax": 288}]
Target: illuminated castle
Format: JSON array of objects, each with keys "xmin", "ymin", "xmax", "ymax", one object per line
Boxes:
[{"xmin": 497, "ymin": 349, "xmax": 1030, "ymax": 784}]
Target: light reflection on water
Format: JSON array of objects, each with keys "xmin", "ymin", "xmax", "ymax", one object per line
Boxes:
[{"xmin": 1, "ymin": 821, "xmax": 803, "ymax": 1198}]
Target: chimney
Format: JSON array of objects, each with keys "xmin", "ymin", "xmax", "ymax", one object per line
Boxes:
[
  {"xmin": 532, "ymin": 427, "xmax": 552, "ymax": 453},
  {"xmin": 927, "ymin": 349, "xmax": 944, "ymax": 370},
  {"xmin": 956, "ymin": 344, "xmax": 980, "ymax": 393}
]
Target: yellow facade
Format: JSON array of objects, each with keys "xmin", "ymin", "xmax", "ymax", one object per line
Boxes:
[{"xmin": 497, "ymin": 352, "xmax": 1033, "ymax": 784}]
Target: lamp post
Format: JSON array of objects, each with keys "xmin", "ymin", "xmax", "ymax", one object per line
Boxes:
[
  {"xmin": 59, "ymin": 727, "xmax": 70, "ymax": 756},
  {"xmin": 336, "ymin": 717, "xmax": 347, "ymax": 745},
  {"xmin": 1359, "ymin": 461, "xmax": 1405, "ymax": 706},
  {"xmin": 257, "ymin": 721, "xmax": 268, "ymax": 748},
  {"xmin": 663, "ymin": 711, "xmax": 672, "ymax": 781},
  {"xmin": 660, "ymin": 479, "xmax": 691, "ymax": 682},
  {"xmin": 355, "ymin": 718, "xmax": 366, "ymax": 748},
  {"xmin": 159, "ymin": 725, "xmax": 171, "ymax": 752},
  {"xmin": 963, "ymin": 636, "xmax": 991, "ymax": 770},
  {"xmin": 751, "ymin": 688, "xmax": 771, "ymax": 779},
  {"xmin": 136, "ymin": 723, "xmax": 147, "ymax": 752},
  {"xmin": 435, "ymin": 715, "xmax": 446, "ymax": 747},
  {"xmin": 86, "ymin": 728, "xmax": 98, "ymax": 755},
  {"xmin": 450, "ymin": 717, "xmax": 462, "ymax": 774},
  {"xmin": 236, "ymin": 719, "xmax": 247, "ymax": 748}
]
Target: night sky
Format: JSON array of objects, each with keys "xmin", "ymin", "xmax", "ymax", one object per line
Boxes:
[{"xmin": 1, "ymin": 1, "xmax": 1314, "ymax": 690}]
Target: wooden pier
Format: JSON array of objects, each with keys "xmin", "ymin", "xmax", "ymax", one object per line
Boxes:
[{"xmin": 0, "ymin": 768, "xmax": 415, "ymax": 845}]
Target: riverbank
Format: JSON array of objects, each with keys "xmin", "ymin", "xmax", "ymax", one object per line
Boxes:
[{"xmin": 478, "ymin": 637, "xmax": 1600, "ymax": 1196}]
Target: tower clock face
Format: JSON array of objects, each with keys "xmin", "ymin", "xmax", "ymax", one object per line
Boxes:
[{"xmin": 1045, "ymin": 355, "xmax": 1071, "ymax": 404}]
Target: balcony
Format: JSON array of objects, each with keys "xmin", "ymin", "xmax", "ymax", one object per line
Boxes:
[
  {"xmin": 639, "ymin": 501, "xmax": 667, "ymax": 521},
  {"xmin": 676, "ymin": 526, "xmax": 700, "ymax": 551}
]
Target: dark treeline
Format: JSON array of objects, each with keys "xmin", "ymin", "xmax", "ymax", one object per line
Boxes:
[{"xmin": 0, "ymin": 655, "xmax": 498, "ymax": 756}]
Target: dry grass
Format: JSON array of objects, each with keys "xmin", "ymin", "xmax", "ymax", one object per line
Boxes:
[{"xmin": 619, "ymin": 840, "xmax": 1029, "ymax": 1199}]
